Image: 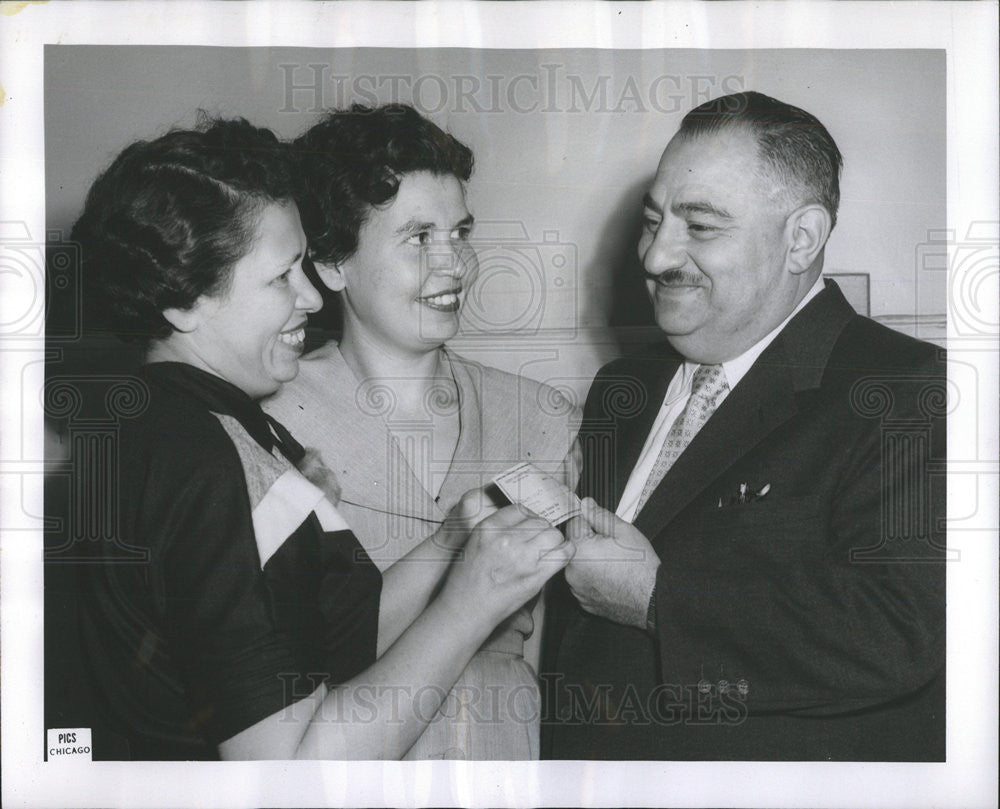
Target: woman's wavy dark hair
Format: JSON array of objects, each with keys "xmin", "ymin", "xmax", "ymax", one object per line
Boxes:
[
  {"xmin": 292, "ymin": 103, "xmax": 474, "ymax": 266},
  {"xmin": 72, "ymin": 115, "xmax": 297, "ymax": 344}
]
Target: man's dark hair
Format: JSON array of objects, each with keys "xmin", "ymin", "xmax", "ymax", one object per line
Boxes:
[
  {"xmin": 72, "ymin": 116, "xmax": 297, "ymax": 345},
  {"xmin": 678, "ymin": 91, "xmax": 843, "ymax": 227},
  {"xmin": 292, "ymin": 103, "xmax": 474, "ymax": 266}
]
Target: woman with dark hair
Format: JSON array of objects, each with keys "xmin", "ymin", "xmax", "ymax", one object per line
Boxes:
[
  {"xmin": 265, "ymin": 104, "xmax": 580, "ymax": 760},
  {"xmin": 74, "ymin": 117, "xmax": 573, "ymax": 760}
]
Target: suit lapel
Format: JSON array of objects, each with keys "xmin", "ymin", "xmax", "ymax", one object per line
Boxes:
[
  {"xmin": 580, "ymin": 348, "xmax": 680, "ymax": 509},
  {"xmin": 633, "ymin": 350, "xmax": 797, "ymax": 538},
  {"xmin": 632, "ymin": 281, "xmax": 856, "ymax": 540}
]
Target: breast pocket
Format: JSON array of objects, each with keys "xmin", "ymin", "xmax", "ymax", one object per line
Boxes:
[
  {"xmin": 709, "ymin": 494, "xmax": 825, "ymax": 531},
  {"xmin": 690, "ymin": 494, "xmax": 828, "ymax": 570}
]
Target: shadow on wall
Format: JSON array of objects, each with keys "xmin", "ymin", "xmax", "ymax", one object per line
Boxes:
[
  {"xmin": 592, "ymin": 174, "xmax": 660, "ymax": 356},
  {"xmin": 603, "ymin": 174, "xmax": 655, "ymax": 330}
]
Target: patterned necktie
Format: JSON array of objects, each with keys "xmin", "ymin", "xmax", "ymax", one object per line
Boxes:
[{"xmin": 635, "ymin": 364, "xmax": 729, "ymax": 513}]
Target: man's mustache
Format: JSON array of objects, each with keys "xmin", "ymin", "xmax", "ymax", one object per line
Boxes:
[{"xmin": 645, "ymin": 270, "xmax": 704, "ymax": 286}]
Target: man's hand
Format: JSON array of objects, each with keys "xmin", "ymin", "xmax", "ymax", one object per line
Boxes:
[{"xmin": 564, "ymin": 498, "xmax": 660, "ymax": 630}]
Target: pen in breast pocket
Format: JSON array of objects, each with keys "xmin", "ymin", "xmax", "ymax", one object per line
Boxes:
[{"xmin": 718, "ymin": 482, "xmax": 771, "ymax": 508}]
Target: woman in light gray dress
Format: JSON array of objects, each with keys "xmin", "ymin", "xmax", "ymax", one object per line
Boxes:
[{"xmin": 266, "ymin": 104, "xmax": 580, "ymax": 759}]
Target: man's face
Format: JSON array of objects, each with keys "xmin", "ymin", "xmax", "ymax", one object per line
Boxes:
[{"xmin": 638, "ymin": 129, "xmax": 803, "ymax": 363}]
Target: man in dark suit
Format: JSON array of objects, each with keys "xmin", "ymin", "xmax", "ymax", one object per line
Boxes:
[{"xmin": 542, "ymin": 92, "xmax": 946, "ymax": 761}]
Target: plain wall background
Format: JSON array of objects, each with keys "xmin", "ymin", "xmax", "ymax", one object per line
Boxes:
[{"xmin": 46, "ymin": 46, "xmax": 945, "ymax": 402}]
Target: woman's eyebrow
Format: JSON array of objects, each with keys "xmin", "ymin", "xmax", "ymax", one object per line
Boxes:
[
  {"xmin": 396, "ymin": 219, "xmax": 435, "ymax": 235},
  {"xmin": 396, "ymin": 214, "xmax": 475, "ymax": 235},
  {"xmin": 274, "ymin": 248, "xmax": 304, "ymax": 268}
]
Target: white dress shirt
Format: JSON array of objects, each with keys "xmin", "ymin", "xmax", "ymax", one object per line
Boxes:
[{"xmin": 616, "ymin": 277, "xmax": 826, "ymax": 522}]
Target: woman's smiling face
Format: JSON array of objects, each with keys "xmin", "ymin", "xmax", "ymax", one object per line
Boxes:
[
  {"xmin": 181, "ymin": 200, "xmax": 323, "ymax": 398},
  {"xmin": 319, "ymin": 171, "xmax": 479, "ymax": 356}
]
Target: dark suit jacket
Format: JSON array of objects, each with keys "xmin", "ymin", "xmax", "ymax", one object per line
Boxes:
[{"xmin": 542, "ymin": 281, "xmax": 946, "ymax": 760}]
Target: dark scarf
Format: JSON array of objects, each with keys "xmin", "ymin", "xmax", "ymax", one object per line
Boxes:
[{"xmin": 142, "ymin": 362, "xmax": 305, "ymax": 464}]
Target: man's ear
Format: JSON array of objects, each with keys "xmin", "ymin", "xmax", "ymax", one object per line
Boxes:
[
  {"xmin": 314, "ymin": 261, "xmax": 346, "ymax": 292},
  {"xmin": 785, "ymin": 204, "xmax": 832, "ymax": 275}
]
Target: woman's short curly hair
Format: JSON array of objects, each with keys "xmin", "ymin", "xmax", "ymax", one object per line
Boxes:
[
  {"xmin": 72, "ymin": 116, "xmax": 297, "ymax": 344},
  {"xmin": 292, "ymin": 104, "xmax": 474, "ymax": 266}
]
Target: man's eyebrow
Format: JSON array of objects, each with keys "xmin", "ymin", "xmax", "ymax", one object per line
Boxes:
[
  {"xmin": 674, "ymin": 200, "xmax": 734, "ymax": 220},
  {"xmin": 641, "ymin": 193, "xmax": 662, "ymax": 214}
]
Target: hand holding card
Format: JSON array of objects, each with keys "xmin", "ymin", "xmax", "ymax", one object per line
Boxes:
[{"xmin": 492, "ymin": 462, "xmax": 582, "ymax": 526}]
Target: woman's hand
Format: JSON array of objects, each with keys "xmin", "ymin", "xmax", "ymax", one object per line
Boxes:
[
  {"xmin": 375, "ymin": 486, "xmax": 500, "ymax": 654},
  {"xmin": 298, "ymin": 448, "xmax": 342, "ymax": 506},
  {"xmin": 431, "ymin": 486, "xmax": 500, "ymax": 552},
  {"xmin": 441, "ymin": 505, "xmax": 575, "ymax": 627}
]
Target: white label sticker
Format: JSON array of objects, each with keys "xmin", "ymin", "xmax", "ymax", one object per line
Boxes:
[
  {"xmin": 47, "ymin": 728, "xmax": 93, "ymax": 762},
  {"xmin": 493, "ymin": 462, "xmax": 582, "ymax": 526}
]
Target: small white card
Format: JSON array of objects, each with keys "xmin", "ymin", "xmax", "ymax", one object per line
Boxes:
[
  {"xmin": 47, "ymin": 728, "xmax": 92, "ymax": 762},
  {"xmin": 493, "ymin": 462, "xmax": 582, "ymax": 526}
]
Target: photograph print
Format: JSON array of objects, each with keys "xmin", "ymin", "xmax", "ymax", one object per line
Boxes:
[
  {"xmin": 0, "ymin": 4, "xmax": 995, "ymax": 808},
  {"xmin": 43, "ymin": 43, "xmax": 948, "ymax": 764}
]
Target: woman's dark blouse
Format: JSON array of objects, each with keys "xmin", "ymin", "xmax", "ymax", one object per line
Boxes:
[{"xmin": 79, "ymin": 362, "xmax": 382, "ymax": 760}]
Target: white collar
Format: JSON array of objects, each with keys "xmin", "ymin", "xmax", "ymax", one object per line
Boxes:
[{"xmin": 676, "ymin": 275, "xmax": 826, "ymax": 394}]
